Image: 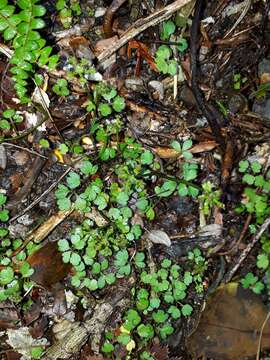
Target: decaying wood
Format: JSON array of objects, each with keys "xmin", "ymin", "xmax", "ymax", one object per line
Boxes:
[
  {"xmin": 12, "ymin": 209, "xmax": 73, "ymax": 257},
  {"xmin": 97, "ymin": 0, "xmax": 193, "ymax": 64},
  {"xmin": 42, "ymin": 278, "xmax": 134, "ymax": 359}
]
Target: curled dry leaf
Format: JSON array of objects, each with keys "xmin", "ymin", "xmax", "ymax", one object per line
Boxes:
[
  {"xmin": 190, "ymin": 141, "xmax": 218, "ymax": 153},
  {"xmin": 198, "ymin": 224, "xmax": 223, "ymax": 237},
  {"xmin": 148, "ymin": 229, "xmax": 171, "ymax": 247}
]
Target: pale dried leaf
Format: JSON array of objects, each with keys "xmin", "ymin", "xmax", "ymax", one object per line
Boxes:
[
  {"xmin": 7, "ymin": 327, "xmax": 49, "ymax": 359},
  {"xmin": 198, "ymin": 224, "xmax": 222, "ymax": 237},
  {"xmin": 148, "ymin": 230, "xmax": 171, "ymax": 246},
  {"xmin": 24, "ymin": 112, "xmax": 46, "ymax": 132},
  {"xmin": 31, "ymin": 87, "xmax": 50, "ymax": 108}
]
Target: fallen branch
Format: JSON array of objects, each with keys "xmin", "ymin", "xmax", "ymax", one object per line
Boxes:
[
  {"xmin": 12, "ymin": 209, "xmax": 74, "ymax": 257},
  {"xmin": 9, "ymin": 167, "xmax": 71, "ymax": 223},
  {"xmin": 42, "ymin": 278, "xmax": 134, "ymax": 359},
  {"xmin": 97, "ymin": 0, "xmax": 193, "ymax": 64},
  {"xmin": 223, "ymin": 217, "xmax": 270, "ymax": 283},
  {"xmin": 190, "ymin": 0, "xmax": 225, "ymax": 148}
]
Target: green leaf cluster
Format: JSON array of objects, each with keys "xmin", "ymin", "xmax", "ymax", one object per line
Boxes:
[
  {"xmin": 67, "ymin": 57, "xmax": 97, "ymax": 88},
  {"xmin": 0, "ymin": 193, "xmax": 9, "ymax": 223},
  {"xmin": 160, "ymin": 20, "xmax": 188, "ymax": 52},
  {"xmin": 155, "ymin": 45, "xmax": 178, "ymax": 76},
  {"xmin": 0, "ymin": 0, "xmax": 59, "ymax": 102},
  {"xmin": 241, "ymin": 272, "xmax": 264, "ymax": 294},
  {"xmin": 89, "ymin": 83, "xmax": 125, "ymax": 117},
  {"xmin": 237, "ymin": 160, "xmax": 270, "ymax": 221},
  {"xmin": 52, "ymin": 79, "xmax": 70, "ymax": 96},
  {"xmin": 0, "ymin": 235, "xmax": 37, "ymax": 302},
  {"xmin": 199, "ymin": 181, "xmax": 224, "ymax": 216},
  {"xmin": 101, "ymin": 250, "xmax": 207, "ymax": 356},
  {"xmin": 0, "ymin": 108, "xmax": 23, "ymax": 132},
  {"xmin": 56, "ymin": 0, "xmax": 82, "ymax": 29}
]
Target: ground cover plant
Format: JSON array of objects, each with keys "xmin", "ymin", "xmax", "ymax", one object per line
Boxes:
[{"xmin": 0, "ymin": 0, "xmax": 270, "ymax": 359}]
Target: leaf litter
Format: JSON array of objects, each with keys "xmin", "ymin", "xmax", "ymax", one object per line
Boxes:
[{"xmin": 0, "ymin": 0, "xmax": 270, "ymax": 359}]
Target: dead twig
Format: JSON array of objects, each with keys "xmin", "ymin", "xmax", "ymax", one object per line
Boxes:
[
  {"xmin": 9, "ymin": 167, "xmax": 71, "ymax": 222},
  {"xmin": 97, "ymin": 0, "xmax": 192, "ymax": 64},
  {"xmin": 224, "ymin": 0, "xmax": 251, "ymax": 38},
  {"xmin": 223, "ymin": 217, "xmax": 270, "ymax": 283},
  {"xmin": 2, "ymin": 142, "xmax": 48, "ymax": 160},
  {"xmin": 190, "ymin": 0, "xmax": 225, "ymax": 148},
  {"xmin": 256, "ymin": 310, "xmax": 270, "ymax": 360},
  {"xmin": 6, "ymin": 156, "xmax": 46, "ymax": 210},
  {"xmin": 218, "ymin": 214, "xmax": 252, "ymax": 255},
  {"xmin": 12, "ymin": 209, "xmax": 74, "ymax": 257}
]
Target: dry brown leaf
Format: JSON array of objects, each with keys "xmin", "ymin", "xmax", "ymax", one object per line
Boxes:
[
  {"xmin": 154, "ymin": 147, "xmax": 179, "ymax": 159},
  {"xmin": 28, "ymin": 242, "xmax": 71, "ymax": 289},
  {"xmin": 150, "ymin": 343, "xmax": 169, "ymax": 360},
  {"xmin": 187, "ymin": 282, "xmax": 270, "ymax": 359},
  {"xmin": 190, "ymin": 140, "xmax": 218, "ymax": 153},
  {"xmin": 6, "ymin": 351, "xmax": 21, "ymax": 360},
  {"xmin": 154, "ymin": 141, "xmax": 218, "ymax": 159}
]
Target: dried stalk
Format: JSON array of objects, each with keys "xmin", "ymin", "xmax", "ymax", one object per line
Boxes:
[{"xmin": 97, "ymin": 0, "xmax": 193, "ymax": 64}]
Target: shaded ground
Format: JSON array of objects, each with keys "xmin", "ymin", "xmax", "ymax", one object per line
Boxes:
[{"xmin": 0, "ymin": 0, "xmax": 270, "ymax": 359}]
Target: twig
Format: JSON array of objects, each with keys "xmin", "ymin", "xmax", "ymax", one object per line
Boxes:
[
  {"xmin": 2, "ymin": 142, "xmax": 48, "ymax": 160},
  {"xmin": 103, "ymin": 0, "xmax": 127, "ymax": 38},
  {"xmin": 0, "ymin": 113, "xmax": 49, "ymax": 143},
  {"xmin": 9, "ymin": 167, "xmax": 71, "ymax": 222},
  {"xmin": 223, "ymin": 217, "xmax": 270, "ymax": 283},
  {"xmin": 6, "ymin": 156, "xmax": 46, "ymax": 210},
  {"xmin": 190, "ymin": 0, "xmax": 225, "ymax": 148},
  {"xmin": 218, "ymin": 214, "xmax": 252, "ymax": 255},
  {"xmin": 224, "ymin": 0, "xmax": 251, "ymax": 38},
  {"xmin": 12, "ymin": 209, "xmax": 74, "ymax": 257},
  {"xmin": 97, "ymin": 0, "xmax": 192, "ymax": 64},
  {"xmin": 256, "ymin": 311, "xmax": 270, "ymax": 360}
]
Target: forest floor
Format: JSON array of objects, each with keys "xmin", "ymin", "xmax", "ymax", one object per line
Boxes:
[{"xmin": 0, "ymin": 0, "xmax": 270, "ymax": 359}]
